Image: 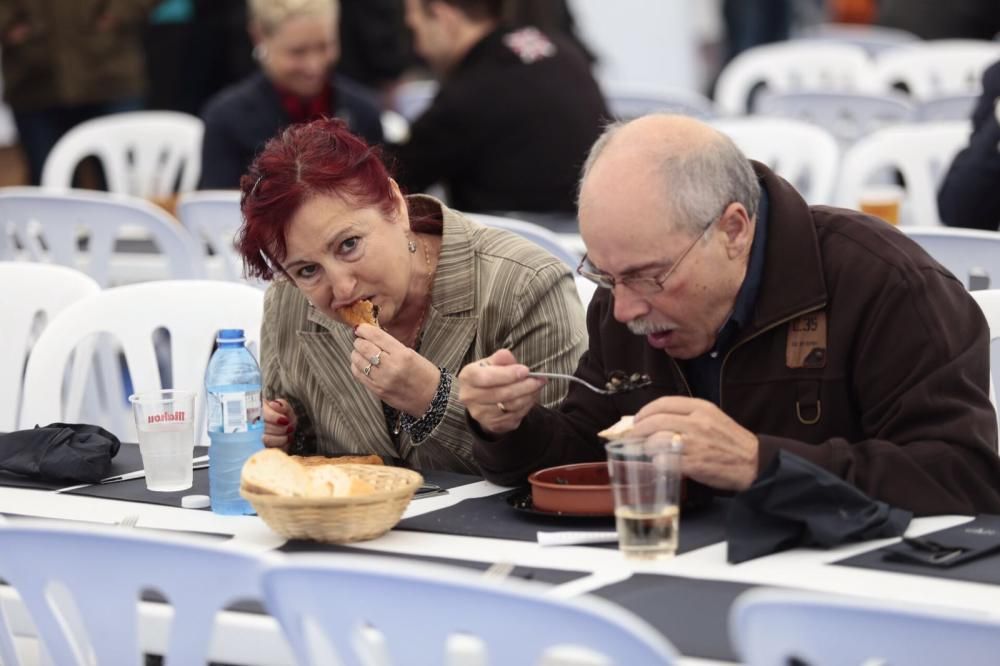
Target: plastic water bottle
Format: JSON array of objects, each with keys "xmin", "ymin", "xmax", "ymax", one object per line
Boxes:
[{"xmin": 205, "ymin": 329, "xmax": 264, "ymax": 515}]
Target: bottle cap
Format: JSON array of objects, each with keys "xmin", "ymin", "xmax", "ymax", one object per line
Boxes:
[
  {"xmin": 216, "ymin": 329, "xmax": 246, "ymax": 343},
  {"xmin": 181, "ymin": 494, "xmax": 211, "ymax": 509}
]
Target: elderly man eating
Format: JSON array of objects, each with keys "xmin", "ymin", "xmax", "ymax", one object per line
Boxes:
[{"xmin": 458, "ymin": 114, "xmax": 1000, "ymax": 516}]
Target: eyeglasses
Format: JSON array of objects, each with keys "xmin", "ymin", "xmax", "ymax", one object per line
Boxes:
[{"xmin": 576, "ymin": 218, "xmax": 717, "ymax": 295}]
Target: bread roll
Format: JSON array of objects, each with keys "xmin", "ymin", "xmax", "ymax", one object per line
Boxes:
[
  {"xmin": 292, "ymin": 454, "xmax": 383, "ymax": 467},
  {"xmin": 598, "ymin": 415, "xmax": 635, "ymax": 440},
  {"xmin": 336, "ymin": 299, "xmax": 379, "ymax": 327},
  {"xmin": 309, "ymin": 465, "xmax": 376, "ymax": 498},
  {"xmin": 241, "ymin": 448, "xmax": 311, "ymax": 496}
]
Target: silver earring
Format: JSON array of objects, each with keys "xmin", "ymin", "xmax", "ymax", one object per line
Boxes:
[
  {"xmin": 252, "ymin": 44, "xmax": 268, "ymax": 62},
  {"xmin": 408, "ymin": 240, "xmax": 417, "ymax": 253}
]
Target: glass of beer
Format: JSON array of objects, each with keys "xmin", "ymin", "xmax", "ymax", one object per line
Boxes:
[
  {"xmin": 128, "ymin": 389, "xmax": 196, "ymax": 492},
  {"xmin": 605, "ymin": 434, "xmax": 683, "ymax": 560},
  {"xmin": 859, "ymin": 185, "xmax": 905, "ymax": 226}
]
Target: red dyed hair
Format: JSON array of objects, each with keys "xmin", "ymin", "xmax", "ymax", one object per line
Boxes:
[{"xmin": 237, "ymin": 117, "xmax": 398, "ymax": 280}]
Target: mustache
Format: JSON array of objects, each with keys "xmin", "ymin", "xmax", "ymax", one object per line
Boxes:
[{"xmin": 627, "ymin": 318, "xmax": 674, "ymax": 335}]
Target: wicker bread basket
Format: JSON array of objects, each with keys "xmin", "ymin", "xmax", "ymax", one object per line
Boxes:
[{"xmin": 241, "ymin": 464, "xmax": 423, "ymax": 543}]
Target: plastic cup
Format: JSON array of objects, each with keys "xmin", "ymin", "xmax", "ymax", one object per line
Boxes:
[
  {"xmin": 605, "ymin": 435, "xmax": 683, "ymax": 560},
  {"xmin": 859, "ymin": 185, "xmax": 904, "ymax": 226},
  {"xmin": 128, "ymin": 389, "xmax": 195, "ymax": 492}
]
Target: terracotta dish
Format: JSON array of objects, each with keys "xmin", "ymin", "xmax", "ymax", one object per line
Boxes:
[{"xmin": 528, "ymin": 462, "xmax": 614, "ymax": 516}]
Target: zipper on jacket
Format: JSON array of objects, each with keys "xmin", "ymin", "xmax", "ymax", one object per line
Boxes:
[{"xmin": 718, "ymin": 303, "xmax": 827, "ymax": 410}]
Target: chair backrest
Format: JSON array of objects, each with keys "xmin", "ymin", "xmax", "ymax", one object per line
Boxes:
[
  {"xmin": 902, "ymin": 227, "xmax": 1000, "ymax": 290},
  {"xmin": 970, "ymin": 289, "xmax": 1000, "ymax": 417},
  {"xmin": 715, "ymin": 41, "xmax": 876, "ymax": 115},
  {"xmin": 711, "ymin": 117, "xmax": 840, "ymax": 204},
  {"xmin": 912, "ymin": 93, "xmax": 981, "ymax": 122},
  {"xmin": 756, "ymin": 91, "xmax": 914, "ymax": 145},
  {"xmin": 0, "ymin": 523, "xmax": 265, "ymax": 666},
  {"xmin": 464, "ymin": 212, "xmax": 581, "ymax": 268},
  {"xmin": 0, "ymin": 186, "xmax": 205, "ymax": 287},
  {"xmin": 601, "ymin": 80, "xmax": 715, "ymax": 120},
  {"xmin": 793, "ymin": 22, "xmax": 920, "ymax": 56},
  {"xmin": 731, "ymin": 588, "xmax": 1000, "ymax": 666},
  {"xmin": 835, "ymin": 121, "xmax": 971, "ymax": 226},
  {"xmin": 392, "ymin": 79, "xmax": 438, "ymax": 121},
  {"xmin": 873, "ymin": 40, "xmax": 1000, "ymax": 100},
  {"xmin": 19, "ymin": 280, "xmax": 264, "ymax": 444},
  {"xmin": 176, "ymin": 189, "xmax": 258, "ymax": 285},
  {"xmin": 40, "ymin": 111, "xmax": 204, "ymax": 197},
  {"xmin": 262, "ymin": 554, "xmax": 678, "ymax": 666},
  {"xmin": 0, "ymin": 262, "xmax": 99, "ymax": 432}
]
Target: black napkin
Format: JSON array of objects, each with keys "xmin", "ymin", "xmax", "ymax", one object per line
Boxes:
[
  {"xmin": 727, "ymin": 450, "xmax": 911, "ymax": 563},
  {"xmin": 0, "ymin": 424, "xmax": 121, "ymax": 483}
]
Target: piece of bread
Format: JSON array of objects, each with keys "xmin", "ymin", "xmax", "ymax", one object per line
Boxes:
[
  {"xmin": 292, "ymin": 454, "xmax": 383, "ymax": 467},
  {"xmin": 336, "ymin": 299, "xmax": 379, "ymax": 327},
  {"xmin": 308, "ymin": 465, "xmax": 376, "ymax": 498},
  {"xmin": 597, "ymin": 415, "xmax": 635, "ymax": 440},
  {"xmin": 241, "ymin": 448, "xmax": 312, "ymax": 496}
]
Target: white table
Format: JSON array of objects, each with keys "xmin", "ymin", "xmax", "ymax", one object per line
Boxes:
[{"xmin": 0, "ymin": 479, "xmax": 992, "ymax": 666}]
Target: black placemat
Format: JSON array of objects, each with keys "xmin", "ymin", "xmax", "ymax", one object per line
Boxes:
[
  {"xmin": 835, "ymin": 515, "xmax": 1000, "ymax": 585},
  {"xmin": 278, "ymin": 541, "xmax": 587, "ymax": 585},
  {"xmin": 0, "ymin": 442, "xmax": 155, "ymax": 491},
  {"xmin": 396, "ymin": 489, "xmax": 730, "ymax": 554},
  {"xmin": 590, "ymin": 573, "xmax": 757, "ymax": 662},
  {"xmin": 64, "ymin": 445, "xmax": 210, "ymax": 509},
  {"xmin": 418, "ymin": 469, "xmax": 482, "ymax": 491}
]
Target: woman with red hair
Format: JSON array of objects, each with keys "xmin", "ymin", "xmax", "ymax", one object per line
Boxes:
[{"xmin": 238, "ymin": 118, "xmax": 585, "ymax": 472}]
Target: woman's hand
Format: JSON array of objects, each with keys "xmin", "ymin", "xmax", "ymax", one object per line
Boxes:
[
  {"xmin": 351, "ymin": 324, "xmax": 440, "ymax": 416},
  {"xmin": 262, "ymin": 398, "xmax": 297, "ymax": 450}
]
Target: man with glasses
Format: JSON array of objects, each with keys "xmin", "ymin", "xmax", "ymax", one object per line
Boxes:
[{"xmin": 458, "ymin": 114, "xmax": 1000, "ymax": 515}]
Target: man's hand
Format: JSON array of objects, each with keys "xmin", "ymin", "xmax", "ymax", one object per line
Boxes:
[
  {"xmin": 632, "ymin": 396, "xmax": 759, "ymax": 491},
  {"xmin": 457, "ymin": 349, "xmax": 546, "ymax": 435}
]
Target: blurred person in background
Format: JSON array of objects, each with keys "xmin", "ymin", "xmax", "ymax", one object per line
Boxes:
[
  {"xmin": 237, "ymin": 118, "xmax": 585, "ymax": 472},
  {"xmin": 198, "ymin": 0, "xmax": 383, "ymax": 189},
  {"xmin": 389, "ymin": 0, "xmax": 608, "ymax": 215},
  {"xmin": 876, "ymin": 0, "xmax": 1000, "ymax": 40},
  {"xmin": 0, "ymin": 0, "xmax": 156, "ymax": 185},
  {"xmin": 938, "ymin": 60, "xmax": 1000, "ymax": 231},
  {"xmin": 336, "ymin": 0, "xmax": 412, "ymax": 101}
]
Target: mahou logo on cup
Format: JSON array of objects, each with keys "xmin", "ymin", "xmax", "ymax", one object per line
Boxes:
[{"xmin": 147, "ymin": 410, "xmax": 187, "ymax": 424}]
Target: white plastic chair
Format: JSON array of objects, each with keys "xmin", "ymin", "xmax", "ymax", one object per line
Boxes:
[
  {"xmin": 715, "ymin": 42, "xmax": 876, "ymax": 115},
  {"xmin": 19, "ymin": 280, "xmax": 264, "ymax": 444},
  {"xmin": 0, "ymin": 263, "xmax": 99, "ymax": 433},
  {"xmin": 902, "ymin": 227, "xmax": 1000, "ymax": 290},
  {"xmin": 835, "ymin": 121, "xmax": 971, "ymax": 227},
  {"xmin": 873, "ymin": 40, "xmax": 1000, "ymax": 100},
  {"xmin": 793, "ymin": 22, "xmax": 920, "ymax": 56},
  {"xmin": 262, "ymin": 554, "xmax": 679, "ymax": 666},
  {"xmin": 712, "ymin": 117, "xmax": 840, "ymax": 204},
  {"xmin": 0, "ymin": 186, "xmax": 205, "ymax": 287},
  {"xmin": 601, "ymin": 81, "xmax": 715, "ymax": 120},
  {"xmin": 756, "ymin": 91, "xmax": 913, "ymax": 145},
  {"xmin": 176, "ymin": 189, "xmax": 256, "ymax": 285},
  {"xmin": 40, "ymin": 110, "xmax": 204, "ymax": 197},
  {"xmin": 912, "ymin": 94, "xmax": 981, "ymax": 122},
  {"xmin": 731, "ymin": 588, "xmax": 1000, "ymax": 666},
  {"xmin": 392, "ymin": 79, "xmax": 438, "ymax": 121},
  {"xmin": 0, "ymin": 522, "xmax": 265, "ymax": 666},
  {"xmin": 970, "ymin": 289, "xmax": 1000, "ymax": 419}
]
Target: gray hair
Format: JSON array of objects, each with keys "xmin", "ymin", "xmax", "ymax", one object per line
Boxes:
[
  {"xmin": 580, "ymin": 118, "xmax": 761, "ymax": 236},
  {"xmin": 248, "ymin": 0, "xmax": 338, "ymax": 36}
]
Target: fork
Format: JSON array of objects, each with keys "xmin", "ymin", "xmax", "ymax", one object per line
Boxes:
[
  {"xmin": 481, "ymin": 561, "xmax": 515, "ymax": 580},
  {"xmin": 527, "ymin": 372, "xmax": 650, "ymax": 395},
  {"xmin": 116, "ymin": 514, "xmax": 139, "ymax": 528}
]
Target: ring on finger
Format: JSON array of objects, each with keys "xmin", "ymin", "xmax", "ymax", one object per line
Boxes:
[
  {"xmin": 497, "ymin": 401, "xmax": 508, "ymax": 413},
  {"xmin": 363, "ymin": 363, "xmax": 374, "ymax": 377},
  {"xmin": 369, "ymin": 350, "xmax": 383, "ymax": 366}
]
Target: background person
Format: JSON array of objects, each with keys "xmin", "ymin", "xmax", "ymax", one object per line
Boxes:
[
  {"xmin": 237, "ymin": 118, "xmax": 586, "ymax": 473},
  {"xmin": 198, "ymin": 0, "xmax": 383, "ymax": 189},
  {"xmin": 459, "ymin": 114, "xmax": 1000, "ymax": 516}
]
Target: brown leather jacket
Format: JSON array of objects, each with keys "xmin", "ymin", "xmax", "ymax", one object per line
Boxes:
[{"xmin": 475, "ymin": 164, "xmax": 1000, "ymax": 516}]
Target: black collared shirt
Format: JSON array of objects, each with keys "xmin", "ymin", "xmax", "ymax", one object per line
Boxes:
[{"xmin": 680, "ymin": 186, "xmax": 769, "ymax": 405}]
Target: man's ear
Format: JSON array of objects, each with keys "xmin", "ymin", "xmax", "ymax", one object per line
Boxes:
[{"xmin": 717, "ymin": 202, "xmax": 754, "ymax": 260}]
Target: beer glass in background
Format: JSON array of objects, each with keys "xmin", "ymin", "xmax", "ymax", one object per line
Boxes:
[
  {"xmin": 858, "ymin": 185, "xmax": 904, "ymax": 226},
  {"xmin": 128, "ymin": 389, "xmax": 196, "ymax": 492},
  {"xmin": 606, "ymin": 435, "xmax": 683, "ymax": 560}
]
